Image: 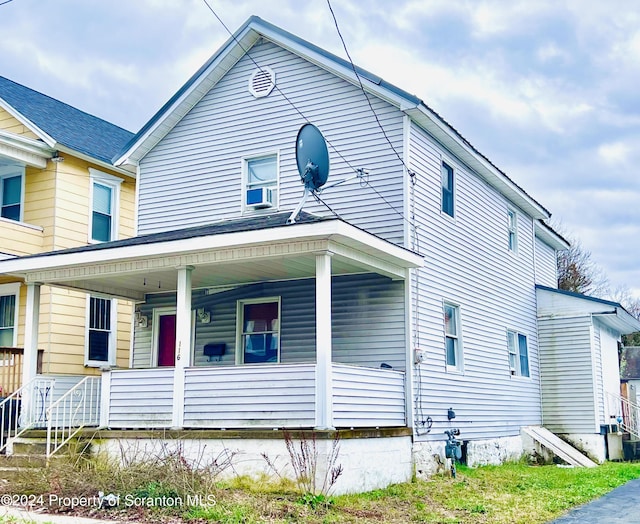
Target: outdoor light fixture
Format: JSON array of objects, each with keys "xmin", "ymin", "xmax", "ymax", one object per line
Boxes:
[{"xmin": 196, "ymin": 307, "xmax": 211, "ymax": 324}]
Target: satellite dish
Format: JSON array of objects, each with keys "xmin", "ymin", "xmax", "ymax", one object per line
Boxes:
[{"xmin": 296, "ymin": 124, "xmax": 330, "ymax": 190}]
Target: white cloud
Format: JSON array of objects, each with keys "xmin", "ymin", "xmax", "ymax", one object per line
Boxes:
[{"xmin": 598, "ymin": 141, "xmax": 633, "ymax": 165}]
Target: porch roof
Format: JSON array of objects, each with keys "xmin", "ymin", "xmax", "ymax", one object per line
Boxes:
[{"xmin": 0, "ymin": 212, "xmax": 423, "ymax": 301}]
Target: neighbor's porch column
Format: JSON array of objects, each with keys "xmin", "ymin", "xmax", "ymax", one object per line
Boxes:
[
  {"xmin": 22, "ymin": 282, "xmax": 41, "ymax": 386},
  {"xmin": 171, "ymin": 265, "xmax": 193, "ymax": 429},
  {"xmin": 315, "ymin": 252, "xmax": 334, "ymax": 430}
]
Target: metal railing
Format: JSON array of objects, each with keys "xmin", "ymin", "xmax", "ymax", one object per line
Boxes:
[
  {"xmin": 46, "ymin": 376, "xmax": 101, "ymax": 457},
  {"xmin": 0, "ymin": 377, "xmax": 55, "ymax": 454},
  {"xmin": 606, "ymin": 391, "xmax": 640, "ymax": 440}
]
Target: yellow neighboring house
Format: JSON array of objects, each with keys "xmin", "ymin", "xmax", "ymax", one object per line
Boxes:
[{"xmin": 0, "ymin": 76, "xmax": 136, "ymax": 392}]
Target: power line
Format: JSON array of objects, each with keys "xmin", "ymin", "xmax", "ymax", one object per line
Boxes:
[
  {"xmin": 325, "ymin": 0, "xmax": 414, "ymax": 178},
  {"xmin": 0, "ymin": 0, "xmax": 15, "ymax": 6},
  {"xmin": 199, "ymin": 0, "xmax": 412, "ymax": 225}
]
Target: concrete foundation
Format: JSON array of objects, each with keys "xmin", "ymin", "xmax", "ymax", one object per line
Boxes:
[
  {"xmin": 561, "ymin": 433, "xmax": 607, "ymax": 463},
  {"xmin": 90, "ymin": 428, "xmax": 413, "ymax": 495}
]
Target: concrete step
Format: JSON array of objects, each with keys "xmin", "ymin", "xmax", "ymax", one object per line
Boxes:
[{"xmin": 522, "ymin": 426, "xmax": 598, "ymax": 467}]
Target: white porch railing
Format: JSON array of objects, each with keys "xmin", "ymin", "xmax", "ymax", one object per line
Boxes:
[
  {"xmin": 103, "ymin": 363, "xmax": 406, "ymax": 430},
  {"xmin": 46, "ymin": 376, "xmax": 101, "ymax": 457},
  {"xmin": 0, "ymin": 377, "xmax": 55, "ymax": 454},
  {"xmin": 606, "ymin": 391, "xmax": 640, "ymax": 440}
]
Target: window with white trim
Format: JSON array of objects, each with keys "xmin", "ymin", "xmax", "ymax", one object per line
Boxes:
[
  {"xmin": 236, "ymin": 298, "xmax": 280, "ymax": 364},
  {"xmin": 0, "ymin": 163, "xmax": 25, "ymax": 222},
  {"xmin": 507, "ymin": 330, "xmax": 529, "ymax": 377},
  {"xmin": 441, "ymin": 161, "xmax": 454, "ymax": 217},
  {"xmin": 89, "ymin": 169, "xmax": 122, "ymax": 242},
  {"xmin": 86, "ymin": 296, "xmax": 116, "ymax": 366},
  {"xmin": 508, "ymin": 209, "xmax": 518, "ymax": 252},
  {"xmin": 0, "ymin": 283, "xmax": 20, "ymax": 347},
  {"xmin": 243, "ymin": 154, "xmax": 278, "ymax": 212},
  {"xmin": 444, "ymin": 302, "xmax": 462, "ymax": 371}
]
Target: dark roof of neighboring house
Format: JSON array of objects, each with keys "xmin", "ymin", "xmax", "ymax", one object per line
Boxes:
[
  {"xmin": 621, "ymin": 347, "xmax": 640, "ymax": 380},
  {"xmin": 116, "ymin": 16, "xmax": 549, "ymax": 217},
  {"xmin": 0, "ymin": 75, "xmax": 134, "ymax": 164},
  {"xmin": 23, "ymin": 211, "xmax": 330, "ymax": 259}
]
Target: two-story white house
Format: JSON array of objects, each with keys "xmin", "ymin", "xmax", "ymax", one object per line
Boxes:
[{"xmin": 1, "ymin": 16, "xmax": 638, "ymax": 492}]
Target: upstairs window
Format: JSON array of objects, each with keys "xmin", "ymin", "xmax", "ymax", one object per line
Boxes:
[
  {"xmin": 508, "ymin": 209, "xmax": 518, "ymax": 252},
  {"xmin": 444, "ymin": 302, "xmax": 463, "ymax": 371},
  {"xmin": 441, "ymin": 161, "xmax": 454, "ymax": 217},
  {"xmin": 507, "ymin": 330, "xmax": 530, "ymax": 377},
  {"xmin": 86, "ymin": 296, "xmax": 116, "ymax": 366},
  {"xmin": 237, "ymin": 298, "xmax": 280, "ymax": 364},
  {"xmin": 89, "ymin": 169, "xmax": 122, "ymax": 243},
  {"xmin": 0, "ymin": 164, "xmax": 24, "ymax": 222},
  {"xmin": 244, "ymin": 154, "xmax": 278, "ymax": 212},
  {"xmin": 0, "ymin": 284, "xmax": 20, "ymax": 347}
]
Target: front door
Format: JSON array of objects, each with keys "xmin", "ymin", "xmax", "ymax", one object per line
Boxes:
[{"xmin": 157, "ymin": 314, "xmax": 176, "ymax": 367}]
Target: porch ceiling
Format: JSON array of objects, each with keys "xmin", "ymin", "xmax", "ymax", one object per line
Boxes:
[{"xmin": 0, "ymin": 216, "xmax": 423, "ymax": 301}]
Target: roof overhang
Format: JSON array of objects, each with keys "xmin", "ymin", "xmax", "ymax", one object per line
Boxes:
[
  {"xmin": 0, "ymin": 219, "xmax": 423, "ymax": 302},
  {"xmin": 534, "ymin": 220, "xmax": 570, "ymax": 251},
  {"xmin": 404, "ymin": 105, "xmax": 550, "ymax": 220},
  {"xmin": 0, "ymin": 129, "xmax": 54, "ymax": 168}
]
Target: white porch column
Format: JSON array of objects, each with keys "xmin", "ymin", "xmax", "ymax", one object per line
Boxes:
[
  {"xmin": 315, "ymin": 252, "xmax": 334, "ymax": 430},
  {"xmin": 22, "ymin": 282, "xmax": 41, "ymax": 386},
  {"xmin": 171, "ymin": 265, "xmax": 193, "ymax": 429}
]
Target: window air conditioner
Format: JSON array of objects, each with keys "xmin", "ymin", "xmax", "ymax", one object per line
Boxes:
[{"xmin": 246, "ymin": 187, "xmax": 274, "ymax": 209}]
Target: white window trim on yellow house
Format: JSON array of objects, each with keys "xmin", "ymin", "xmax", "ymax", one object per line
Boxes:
[
  {"xmin": 84, "ymin": 294, "xmax": 117, "ymax": 368},
  {"xmin": 89, "ymin": 168, "xmax": 123, "ymax": 243},
  {"xmin": 0, "ymin": 282, "xmax": 20, "ymax": 348},
  {"xmin": 0, "ymin": 162, "xmax": 25, "ymax": 222}
]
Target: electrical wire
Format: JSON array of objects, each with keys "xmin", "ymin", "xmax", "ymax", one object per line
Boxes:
[
  {"xmin": 200, "ymin": 0, "xmax": 414, "ymax": 226},
  {"xmin": 0, "ymin": 0, "xmax": 15, "ymax": 6},
  {"xmin": 312, "ymin": 192, "xmax": 343, "ymax": 220},
  {"xmin": 325, "ymin": 0, "xmax": 414, "ymax": 177}
]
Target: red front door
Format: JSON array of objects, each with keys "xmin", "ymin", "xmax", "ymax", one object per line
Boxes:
[{"xmin": 158, "ymin": 314, "xmax": 176, "ymax": 367}]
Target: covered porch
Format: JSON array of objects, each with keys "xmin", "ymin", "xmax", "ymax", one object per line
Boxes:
[{"xmin": 0, "ymin": 213, "xmax": 422, "ymax": 431}]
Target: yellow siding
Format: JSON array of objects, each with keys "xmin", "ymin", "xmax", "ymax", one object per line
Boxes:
[
  {"xmin": 0, "ymin": 107, "xmax": 39, "ymax": 139},
  {"xmin": 0, "ymin": 219, "xmax": 43, "ymax": 255},
  {"xmin": 7, "ymin": 152, "xmax": 137, "ymax": 377}
]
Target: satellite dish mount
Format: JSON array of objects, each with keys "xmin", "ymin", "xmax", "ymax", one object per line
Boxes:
[{"xmin": 287, "ymin": 123, "xmax": 369, "ymax": 224}]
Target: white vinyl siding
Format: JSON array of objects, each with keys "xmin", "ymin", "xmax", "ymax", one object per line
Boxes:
[
  {"xmin": 409, "ymin": 121, "xmax": 541, "ymax": 441},
  {"xmin": 534, "ymin": 236, "xmax": 558, "ymax": 288},
  {"xmin": 137, "ymin": 40, "xmax": 405, "ymax": 245},
  {"xmin": 538, "ymin": 316, "xmax": 598, "ymax": 433}
]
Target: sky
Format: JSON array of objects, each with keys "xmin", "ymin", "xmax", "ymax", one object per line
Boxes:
[{"xmin": 1, "ymin": 0, "xmax": 639, "ymax": 298}]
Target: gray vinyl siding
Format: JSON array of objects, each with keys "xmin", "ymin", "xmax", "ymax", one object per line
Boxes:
[
  {"xmin": 332, "ymin": 364, "xmax": 405, "ymax": 427},
  {"xmin": 409, "ymin": 121, "xmax": 542, "ymax": 441},
  {"xmin": 183, "ymin": 364, "xmax": 315, "ymax": 428},
  {"xmin": 132, "ymin": 273, "xmax": 405, "ymax": 370},
  {"xmin": 538, "ymin": 316, "xmax": 597, "ymax": 433},
  {"xmin": 137, "ymin": 40, "xmax": 405, "ymax": 245},
  {"xmin": 535, "ymin": 237, "xmax": 558, "ymax": 288}
]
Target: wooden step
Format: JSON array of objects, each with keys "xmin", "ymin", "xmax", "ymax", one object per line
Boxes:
[{"xmin": 522, "ymin": 426, "xmax": 598, "ymax": 467}]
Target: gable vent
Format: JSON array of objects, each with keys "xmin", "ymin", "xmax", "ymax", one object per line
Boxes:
[{"xmin": 248, "ymin": 67, "xmax": 276, "ymax": 98}]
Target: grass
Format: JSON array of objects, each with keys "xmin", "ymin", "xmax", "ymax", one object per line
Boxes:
[{"xmin": 2, "ymin": 457, "xmax": 640, "ymax": 523}]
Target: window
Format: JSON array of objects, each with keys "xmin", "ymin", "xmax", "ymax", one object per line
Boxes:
[
  {"xmin": 507, "ymin": 330, "xmax": 529, "ymax": 377},
  {"xmin": 444, "ymin": 302, "xmax": 462, "ymax": 371},
  {"xmin": 441, "ymin": 161, "xmax": 454, "ymax": 217},
  {"xmin": 0, "ymin": 163, "xmax": 25, "ymax": 222},
  {"xmin": 0, "ymin": 283, "xmax": 20, "ymax": 347},
  {"xmin": 508, "ymin": 209, "xmax": 518, "ymax": 252},
  {"xmin": 244, "ymin": 154, "xmax": 278, "ymax": 211},
  {"xmin": 89, "ymin": 169, "xmax": 122, "ymax": 242},
  {"xmin": 237, "ymin": 298, "xmax": 280, "ymax": 364},
  {"xmin": 86, "ymin": 296, "xmax": 116, "ymax": 366}
]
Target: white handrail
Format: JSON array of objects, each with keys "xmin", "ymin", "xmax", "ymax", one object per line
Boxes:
[
  {"xmin": 0, "ymin": 377, "xmax": 56, "ymax": 454},
  {"xmin": 46, "ymin": 376, "xmax": 101, "ymax": 457},
  {"xmin": 606, "ymin": 391, "xmax": 640, "ymax": 440}
]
